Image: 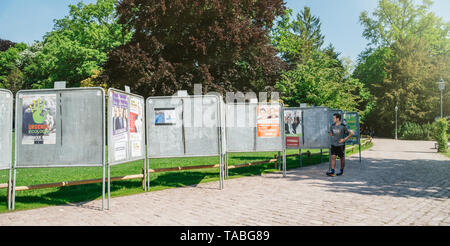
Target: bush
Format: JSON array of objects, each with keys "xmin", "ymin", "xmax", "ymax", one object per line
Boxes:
[
  {"xmin": 398, "ymin": 122, "xmax": 434, "ymax": 140},
  {"xmin": 433, "ymin": 118, "xmax": 448, "ymax": 153}
]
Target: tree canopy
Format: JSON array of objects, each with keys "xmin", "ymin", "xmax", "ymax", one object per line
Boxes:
[
  {"xmin": 354, "ymin": 0, "xmax": 450, "ymax": 136},
  {"xmin": 271, "ymin": 7, "xmax": 325, "ymax": 68},
  {"xmin": 0, "ymin": 0, "xmax": 131, "ymax": 91},
  {"xmin": 0, "ymin": 0, "xmax": 448, "ymax": 138},
  {"xmin": 271, "ymin": 7, "xmax": 371, "ymax": 121},
  {"xmin": 103, "ymin": 0, "xmax": 286, "ymax": 97},
  {"xmin": 0, "ymin": 39, "xmax": 16, "ymax": 52}
]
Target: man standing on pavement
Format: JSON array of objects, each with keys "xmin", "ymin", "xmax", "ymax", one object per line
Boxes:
[{"xmin": 327, "ymin": 113, "xmax": 354, "ymax": 176}]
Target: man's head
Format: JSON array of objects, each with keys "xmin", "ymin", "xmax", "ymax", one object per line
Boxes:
[{"xmin": 333, "ymin": 113, "xmax": 341, "ymax": 124}]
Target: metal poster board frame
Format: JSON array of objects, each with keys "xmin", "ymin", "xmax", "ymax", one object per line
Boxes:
[
  {"xmin": 225, "ymin": 102, "xmax": 286, "ymax": 178},
  {"xmin": 283, "ymin": 107, "xmax": 303, "ymax": 149},
  {"xmin": 146, "ymin": 94, "xmax": 225, "ymax": 190},
  {"xmin": 299, "ymin": 106, "xmax": 331, "ymax": 167},
  {"xmin": 107, "ymin": 88, "xmax": 146, "ymax": 209},
  {"xmin": 343, "ymin": 111, "xmax": 361, "ymax": 163},
  {"xmin": 12, "ymin": 87, "xmax": 106, "ymax": 210},
  {"xmin": 0, "ymin": 89, "xmax": 13, "ymax": 210},
  {"xmin": 283, "ymin": 107, "xmax": 305, "ymax": 168}
]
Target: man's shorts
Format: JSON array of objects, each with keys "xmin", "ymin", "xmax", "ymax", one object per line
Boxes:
[{"xmin": 331, "ymin": 145, "xmax": 345, "ymax": 158}]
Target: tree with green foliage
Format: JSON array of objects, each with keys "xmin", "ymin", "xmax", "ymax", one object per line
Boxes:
[
  {"xmin": 275, "ymin": 51, "xmax": 371, "ymax": 115},
  {"xmin": 360, "ymin": 0, "xmax": 449, "ymax": 55},
  {"xmin": 0, "ymin": 39, "xmax": 16, "ymax": 52},
  {"xmin": 3, "ymin": 67, "xmax": 25, "ymax": 95},
  {"xmin": 0, "ymin": 42, "xmax": 27, "ymax": 89},
  {"xmin": 103, "ymin": 0, "xmax": 286, "ymax": 97},
  {"xmin": 272, "ymin": 7, "xmax": 372, "ymax": 120},
  {"xmin": 271, "ymin": 7, "xmax": 325, "ymax": 68},
  {"xmin": 25, "ymin": 0, "xmax": 132, "ymax": 88},
  {"xmin": 355, "ymin": 0, "xmax": 450, "ymax": 136}
]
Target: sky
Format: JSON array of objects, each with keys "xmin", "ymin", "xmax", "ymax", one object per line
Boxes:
[{"xmin": 0, "ymin": 0, "xmax": 449, "ymax": 62}]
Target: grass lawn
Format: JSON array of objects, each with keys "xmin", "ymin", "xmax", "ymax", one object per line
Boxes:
[
  {"xmin": 441, "ymin": 150, "xmax": 450, "ymax": 158},
  {"xmin": 0, "ymin": 137, "xmax": 372, "ymax": 213}
]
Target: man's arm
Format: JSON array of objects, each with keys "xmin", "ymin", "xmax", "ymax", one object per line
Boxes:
[{"xmin": 339, "ymin": 128, "xmax": 354, "ymax": 143}]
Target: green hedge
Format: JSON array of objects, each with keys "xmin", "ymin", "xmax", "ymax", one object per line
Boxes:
[
  {"xmin": 433, "ymin": 118, "xmax": 448, "ymax": 153},
  {"xmin": 398, "ymin": 122, "xmax": 434, "ymax": 140}
]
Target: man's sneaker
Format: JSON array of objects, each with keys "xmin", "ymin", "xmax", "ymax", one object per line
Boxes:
[
  {"xmin": 326, "ymin": 170, "xmax": 335, "ymax": 177},
  {"xmin": 336, "ymin": 171, "xmax": 344, "ymax": 176}
]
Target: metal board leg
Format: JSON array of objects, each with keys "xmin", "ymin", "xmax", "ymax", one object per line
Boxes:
[
  {"xmin": 283, "ymin": 149, "xmax": 287, "ymax": 177},
  {"xmin": 225, "ymin": 153, "xmax": 229, "ymax": 179},
  {"xmin": 107, "ymin": 164, "xmax": 111, "ymax": 210},
  {"xmin": 7, "ymin": 167, "xmax": 11, "ymax": 210},
  {"xmin": 144, "ymin": 158, "xmax": 148, "ymax": 191},
  {"xmin": 320, "ymin": 149, "xmax": 323, "ymax": 163},
  {"xmin": 359, "ymin": 142, "xmax": 362, "ymax": 162},
  {"xmin": 147, "ymin": 158, "xmax": 151, "ymax": 190},
  {"xmin": 359, "ymin": 142, "xmax": 362, "ymax": 170},
  {"xmin": 329, "ymin": 147, "xmax": 332, "ymax": 171},
  {"xmin": 277, "ymin": 151, "xmax": 281, "ymax": 170},
  {"xmin": 299, "ymin": 148, "xmax": 302, "ymax": 168},
  {"xmin": 219, "ymin": 154, "xmax": 223, "ymax": 190},
  {"xmin": 102, "ymin": 163, "xmax": 105, "ymax": 211},
  {"xmin": 12, "ymin": 168, "xmax": 16, "ymax": 210}
]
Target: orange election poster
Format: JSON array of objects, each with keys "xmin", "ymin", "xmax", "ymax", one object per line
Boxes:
[{"xmin": 257, "ymin": 105, "xmax": 280, "ymax": 137}]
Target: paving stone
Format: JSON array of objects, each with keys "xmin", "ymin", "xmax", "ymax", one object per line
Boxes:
[{"xmin": 0, "ymin": 138, "xmax": 449, "ymax": 226}]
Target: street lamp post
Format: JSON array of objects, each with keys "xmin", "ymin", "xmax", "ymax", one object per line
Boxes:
[
  {"xmin": 438, "ymin": 78, "xmax": 445, "ymax": 118},
  {"xmin": 395, "ymin": 105, "xmax": 398, "ymax": 140}
]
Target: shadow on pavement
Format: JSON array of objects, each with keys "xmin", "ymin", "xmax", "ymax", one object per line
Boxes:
[{"xmin": 272, "ymin": 156, "xmax": 450, "ymax": 200}]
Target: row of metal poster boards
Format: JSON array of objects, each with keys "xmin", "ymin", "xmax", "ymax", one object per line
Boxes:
[
  {"xmin": 283, "ymin": 107, "xmax": 361, "ymax": 167},
  {"xmin": 0, "ymin": 87, "xmax": 360, "ymax": 211}
]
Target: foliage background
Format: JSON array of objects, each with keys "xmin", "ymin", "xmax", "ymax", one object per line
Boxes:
[{"xmin": 0, "ymin": 0, "xmax": 448, "ymax": 138}]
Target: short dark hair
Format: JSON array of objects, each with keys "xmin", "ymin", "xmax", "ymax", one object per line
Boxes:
[{"xmin": 333, "ymin": 113, "xmax": 341, "ymax": 121}]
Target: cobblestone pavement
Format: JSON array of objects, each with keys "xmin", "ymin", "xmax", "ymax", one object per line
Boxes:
[{"xmin": 0, "ymin": 138, "xmax": 449, "ymax": 226}]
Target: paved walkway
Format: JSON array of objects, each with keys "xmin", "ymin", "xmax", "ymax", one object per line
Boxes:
[{"xmin": 0, "ymin": 139, "xmax": 449, "ymax": 225}]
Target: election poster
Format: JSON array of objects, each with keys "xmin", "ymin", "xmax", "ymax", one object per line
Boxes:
[
  {"xmin": 284, "ymin": 110, "xmax": 302, "ymax": 137},
  {"xmin": 130, "ymin": 97, "xmax": 143, "ymax": 140},
  {"xmin": 131, "ymin": 141, "xmax": 141, "ymax": 158},
  {"xmin": 114, "ymin": 140, "xmax": 128, "ymax": 161},
  {"xmin": 343, "ymin": 113, "xmax": 359, "ymax": 145},
  {"xmin": 257, "ymin": 105, "xmax": 280, "ymax": 138},
  {"xmin": 21, "ymin": 94, "xmax": 57, "ymax": 145},
  {"xmin": 129, "ymin": 96, "xmax": 143, "ymax": 157},
  {"xmin": 112, "ymin": 92, "xmax": 129, "ymax": 161},
  {"xmin": 284, "ymin": 109, "xmax": 302, "ymax": 148},
  {"xmin": 155, "ymin": 108, "xmax": 176, "ymax": 125}
]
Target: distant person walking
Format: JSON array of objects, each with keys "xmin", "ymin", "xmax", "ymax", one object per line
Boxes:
[{"xmin": 326, "ymin": 113, "xmax": 354, "ymax": 177}]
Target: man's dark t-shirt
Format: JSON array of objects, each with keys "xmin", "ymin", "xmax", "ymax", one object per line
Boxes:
[{"xmin": 330, "ymin": 123, "xmax": 349, "ymax": 147}]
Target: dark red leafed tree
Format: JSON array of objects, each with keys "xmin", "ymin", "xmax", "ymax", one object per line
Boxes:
[
  {"xmin": 103, "ymin": 0, "xmax": 285, "ymax": 96},
  {"xmin": 0, "ymin": 39, "xmax": 16, "ymax": 52}
]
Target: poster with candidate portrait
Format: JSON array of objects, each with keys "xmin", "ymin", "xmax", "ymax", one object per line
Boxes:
[
  {"xmin": 257, "ymin": 105, "xmax": 280, "ymax": 138},
  {"xmin": 21, "ymin": 94, "xmax": 57, "ymax": 145},
  {"xmin": 284, "ymin": 109, "xmax": 302, "ymax": 148},
  {"xmin": 284, "ymin": 110, "xmax": 302, "ymax": 137},
  {"xmin": 112, "ymin": 91, "xmax": 129, "ymax": 161},
  {"xmin": 129, "ymin": 96, "xmax": 143, "ymax": 157}
]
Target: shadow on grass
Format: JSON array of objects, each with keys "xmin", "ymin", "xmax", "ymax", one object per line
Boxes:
[
  {"xmin": 6, "ymin": 171, "xmax": 211, "ymax": 210},
  {"xmin": 228, "ymin": 156, "xmax": 277, "ymax": 161},
  {"xmin": 150, "ymin": 171, "xmax": 211, "ymax": 188}
]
